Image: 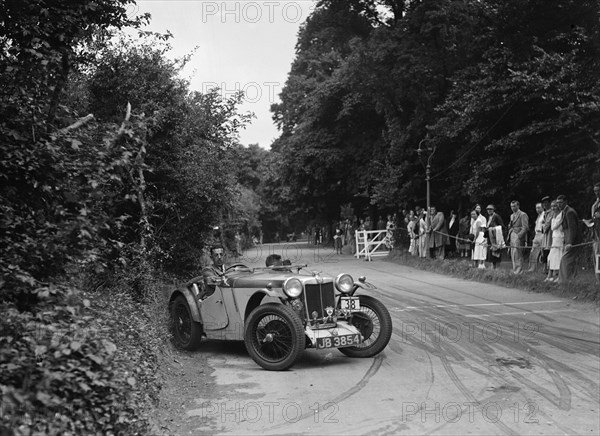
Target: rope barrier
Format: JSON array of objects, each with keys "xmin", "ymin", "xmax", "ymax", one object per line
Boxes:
[{"xmin": 405, "ymin": 227, "xmax": 595, "ymax": 250}]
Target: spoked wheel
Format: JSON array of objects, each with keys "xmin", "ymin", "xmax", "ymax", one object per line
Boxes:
[
  {"xmin": 244, "ymin": 303, "xmax": 305, "ymax": 371},
  {"xmin": 339, "ymin": 295, "xmax": 392, "ymax": 358},
  {"xmin": 170, "ymin": 295, "xmax": 203, "ymax": 350}
]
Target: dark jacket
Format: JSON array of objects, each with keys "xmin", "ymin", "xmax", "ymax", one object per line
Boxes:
[{"xmin": 561, "ymin": 205, "xmax": 581, "ymax": 245}]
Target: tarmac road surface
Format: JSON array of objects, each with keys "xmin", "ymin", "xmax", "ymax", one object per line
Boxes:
[{"xmin": 171, "ymin": 243, "xmax": 600, "ymax": 435}]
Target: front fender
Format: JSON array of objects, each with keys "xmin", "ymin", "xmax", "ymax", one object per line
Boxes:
[
  {"xmin": 261, "ymin": 288, "xmax": 285, "ymax": 299},
  {"xmin": 169, "ymin": 287, "xmax": 202, "ymax": 323},
  {"xmin": 243, "ymin": 288, "xmax": 286, "ymax": 322},
  {"xmin": 349, "ymin": 281, "xmax": 377, "ymax": 296}
]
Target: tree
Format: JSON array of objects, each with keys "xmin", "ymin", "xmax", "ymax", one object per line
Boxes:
[
  {"xmin": 269, "ymin": 0, "xmax": 600, "ymax": 223},
  {"xmin": 0, "ymin": 0, "xmax": 147, "ymax": 301},
  {"xmin": 428, "ymin": 0, "xmax": 600, "ymax": 213}
]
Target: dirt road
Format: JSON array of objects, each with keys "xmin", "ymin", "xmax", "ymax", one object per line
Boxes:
[{"xmin": 155, "ymin": 243, "xmax": 600, "ymax": 435}]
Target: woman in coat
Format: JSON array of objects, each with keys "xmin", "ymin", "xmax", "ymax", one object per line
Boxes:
[{"xmin": 470, "ymin": 209, "xmax": 488, "ymax": 268}]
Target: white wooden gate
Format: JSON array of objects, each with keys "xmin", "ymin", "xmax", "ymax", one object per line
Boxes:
[{"xmin": 355, "ymin": 230, "xmax": 388, "ymax": 261}]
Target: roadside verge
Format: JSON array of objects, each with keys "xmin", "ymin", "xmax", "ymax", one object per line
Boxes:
[{"xmin": 386, "ymin": 251, "xmax": 599, "ymax": 303}]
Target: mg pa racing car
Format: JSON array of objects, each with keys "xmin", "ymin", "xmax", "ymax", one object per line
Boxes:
[{"xmin": 168, "ymin": 263, "xmax": 392, "ymax": 370}]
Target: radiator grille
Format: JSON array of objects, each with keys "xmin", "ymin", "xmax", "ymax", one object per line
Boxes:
[{"xmin": 304, "ymin": 282, "xmax": 335, "ymax": 322}]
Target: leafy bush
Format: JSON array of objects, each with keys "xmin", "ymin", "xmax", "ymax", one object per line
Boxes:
[{"xmin": 0, "ymin": 283, "xmax": 163, "ymax": 435}]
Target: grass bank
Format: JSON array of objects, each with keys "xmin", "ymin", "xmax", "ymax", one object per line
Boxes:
[{"xmin": 387, "ymin": 250, "xmax": 599, "ymax": 303}]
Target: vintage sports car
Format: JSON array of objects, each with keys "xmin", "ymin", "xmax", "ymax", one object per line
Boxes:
[{"xmin": 168, "ymin": 263, "xmax": 392, "ymax": 371}]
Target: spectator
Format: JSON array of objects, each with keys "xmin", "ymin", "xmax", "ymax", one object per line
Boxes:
[
  {"xmin": 591, "ymin": 183, "xmax": 600, "ymax": 284},
  {"xmin": 546, "ymin": 200, "xmax": 563, "ymax": 282},
  {"xmin": 557, "ymin": 195, "xmax": 582, "ymax": 283},
  {"xmin": 406, "ymin": 211, "xmax": 415, "ymax": 254},
  {"xmin": 348, "ymin": 220, "xmax": 356, "ymax": 255},
  {"xmin": 507, "ymin": 200, "xmax": 529, "ymax": 274},
  {"xmin": 364, "ymin": 216, "xmax": 373, "ymax": 231},
  {"xmin": 333, "ymin": 225, "xmax": 343, "ymax": 254},
  {"xmin": 358, "ymin": 218, "xmax": 365, "ymax": 231},
  {"xmin": 427, "ymin": 206, "xmax": 448, "ymax": 259},
  {"xmin": 457, "ymin": 211, "xmax": 472, "ymax": 257},
  {"xmin": 470, "ymin": 209, "xmax": 487, "ymax": 268},
  {"xmin": 377, "ymin": 216, "xmax": 386, "ymax": 231},
  {"xmin": 418, "ymin": 210, "xmax": 428, "ymax": 258},
  {"xmin": 386, "ymin": 213, "xmax": 397, "ymax": 251},
  {"xmin": 541, "ymin": 195, "xmax": 554, "ymax": 272},
  {"xmin": 527, "ymin": 202, "xmax": 545, "ymax": 272},
  {"xmin": 486, "ymin": 204, "xmax": 505, "ymax": 269},
  {"xmin": 447, "ymin": 210, "xmax": 459, "ymax": 256}
]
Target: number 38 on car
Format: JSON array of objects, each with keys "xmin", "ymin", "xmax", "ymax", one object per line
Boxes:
[{"xmin": 168, "ymin": 263, "xmax": 393, "ymax": 370}]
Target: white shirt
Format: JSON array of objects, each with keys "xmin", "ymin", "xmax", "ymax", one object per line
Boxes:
[{"xmin": 535, "ymin": 212, "xmax": 544, "ymax": 232}]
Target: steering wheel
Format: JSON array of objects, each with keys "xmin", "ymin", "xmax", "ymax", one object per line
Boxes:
[{"xmin": 224, "ymin": 263, "xmax": 252, "ymax": 273}]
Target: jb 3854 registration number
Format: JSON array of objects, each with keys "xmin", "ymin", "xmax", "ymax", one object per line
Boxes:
[{"xmin": 316, "ymin": 334, "xmax": 361, "ymax": 349}]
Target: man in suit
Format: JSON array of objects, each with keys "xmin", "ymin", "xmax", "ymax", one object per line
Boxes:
[
  {"xmin": 427, "ymin": 206, "xmax": 449, "ymax": 259},
  {"xmin": 557, "ymin": 195, "xmax": 582, "ymax": 284},
  {"xmin": 541, "ymin": 195, "xmax": 554, "ymax": 273},
  {"xmin": 447, "ymin": 210, "xmax": 459, "ymax": 256},
  {"xmin": 507, "ymin": 200, "xmax": 529, "ymax": 274}
]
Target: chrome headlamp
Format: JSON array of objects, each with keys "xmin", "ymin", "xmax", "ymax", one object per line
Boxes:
[
  {"xmin": 335, "ymin": 273, "xmax": 354, "ymax": 294},
  {"xmin": 282, "ymin": 277, "xmax": 303, "ymax": 299}
]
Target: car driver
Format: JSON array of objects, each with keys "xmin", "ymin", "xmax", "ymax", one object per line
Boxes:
[{"xmin": 187, "ymin": 245, "xmax": 226, "ymax": 300}]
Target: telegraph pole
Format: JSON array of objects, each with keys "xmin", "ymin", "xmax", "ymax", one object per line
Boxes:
[{"xmin": 417, "ymin": 136, "xmax": 436, "ymax": 215}]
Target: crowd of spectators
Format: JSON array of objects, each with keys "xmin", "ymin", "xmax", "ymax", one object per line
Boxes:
[
  {"xmin": 303, "ymin": 184, "xmax": 599, "ymax": 287},
  {"xmin": 399, "ymin": 184, "xmax": 600, "ymax": 286}
]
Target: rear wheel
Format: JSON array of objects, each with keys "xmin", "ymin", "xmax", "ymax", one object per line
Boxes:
[
  {"xmin": 170, "ymin": 295, "xmax": 203, "ymax": 350},
  {"xmin": 244, "ymin": 303, "xmax": 305, "ymax": 371},
  {"xmin": 339, "ymin": 295, "xmax": 392, "ymax": 358}
]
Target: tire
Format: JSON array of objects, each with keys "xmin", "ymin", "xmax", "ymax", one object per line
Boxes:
[
  {"xmin": 170, "ymin": 295, "xmax": 203, "ymax": 350},
  {"xmin": 244, "ymin": 303, "xmax": 305, "ymax": 371},
  {"xmin": 338, "ymin": 295, "xmax": 392, "ymax": 358}
]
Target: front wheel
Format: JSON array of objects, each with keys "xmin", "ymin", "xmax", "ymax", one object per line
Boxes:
[
  {"xmin": 244, "ymin": 303, "xmax": 305, "ymax": 371},
  {"xmin": 338, "ymin": 295, "xmax": 392, "ymax": 358},
  {"xmin": 170, "ymin": 295, "xmax": 203, "ymax": 350}
]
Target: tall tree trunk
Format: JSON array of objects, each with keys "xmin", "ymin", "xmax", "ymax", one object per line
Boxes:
[
  {"xmin": 136, "ymin": 137, "xmax": 149, "ymax": 250},
  {"xmin": 47, "ymin": 50, "xmax": 70, "ymax": 126}
]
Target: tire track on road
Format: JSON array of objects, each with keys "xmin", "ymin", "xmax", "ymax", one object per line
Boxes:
[
  {"xmin": 264, "ymin": 354, "xmax": 385, "ymax": 433},
  {"xmin": 377, "ymin": 285, "xmax": 587, "ymax": 434}
]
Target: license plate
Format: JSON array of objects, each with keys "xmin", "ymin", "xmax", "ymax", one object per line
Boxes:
[
  {"xmin": 340, "ymin": 297, "xmax": 360, "ymax": 311},
  {"xmin": 316, "ymin": 334, "xmax": 361, "ymax": 349}
]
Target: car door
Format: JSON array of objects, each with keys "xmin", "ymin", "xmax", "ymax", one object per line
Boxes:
[{"xmin": 200, "ymin": 285, "xmax": 229, "ymax": 330}]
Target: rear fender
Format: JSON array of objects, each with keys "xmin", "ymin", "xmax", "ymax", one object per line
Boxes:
[{"xmin": 169, "ymin": 288, "xmax": 202, "ymax": 323}]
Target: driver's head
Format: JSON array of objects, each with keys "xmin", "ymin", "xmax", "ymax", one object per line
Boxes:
[
  {"xmin": 210, "ymin": 245, "xmax": 225, "ymax": 268},
  {"xmin": 265, "ymin": 254, "xmax": 282, "ymax": 267}
]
